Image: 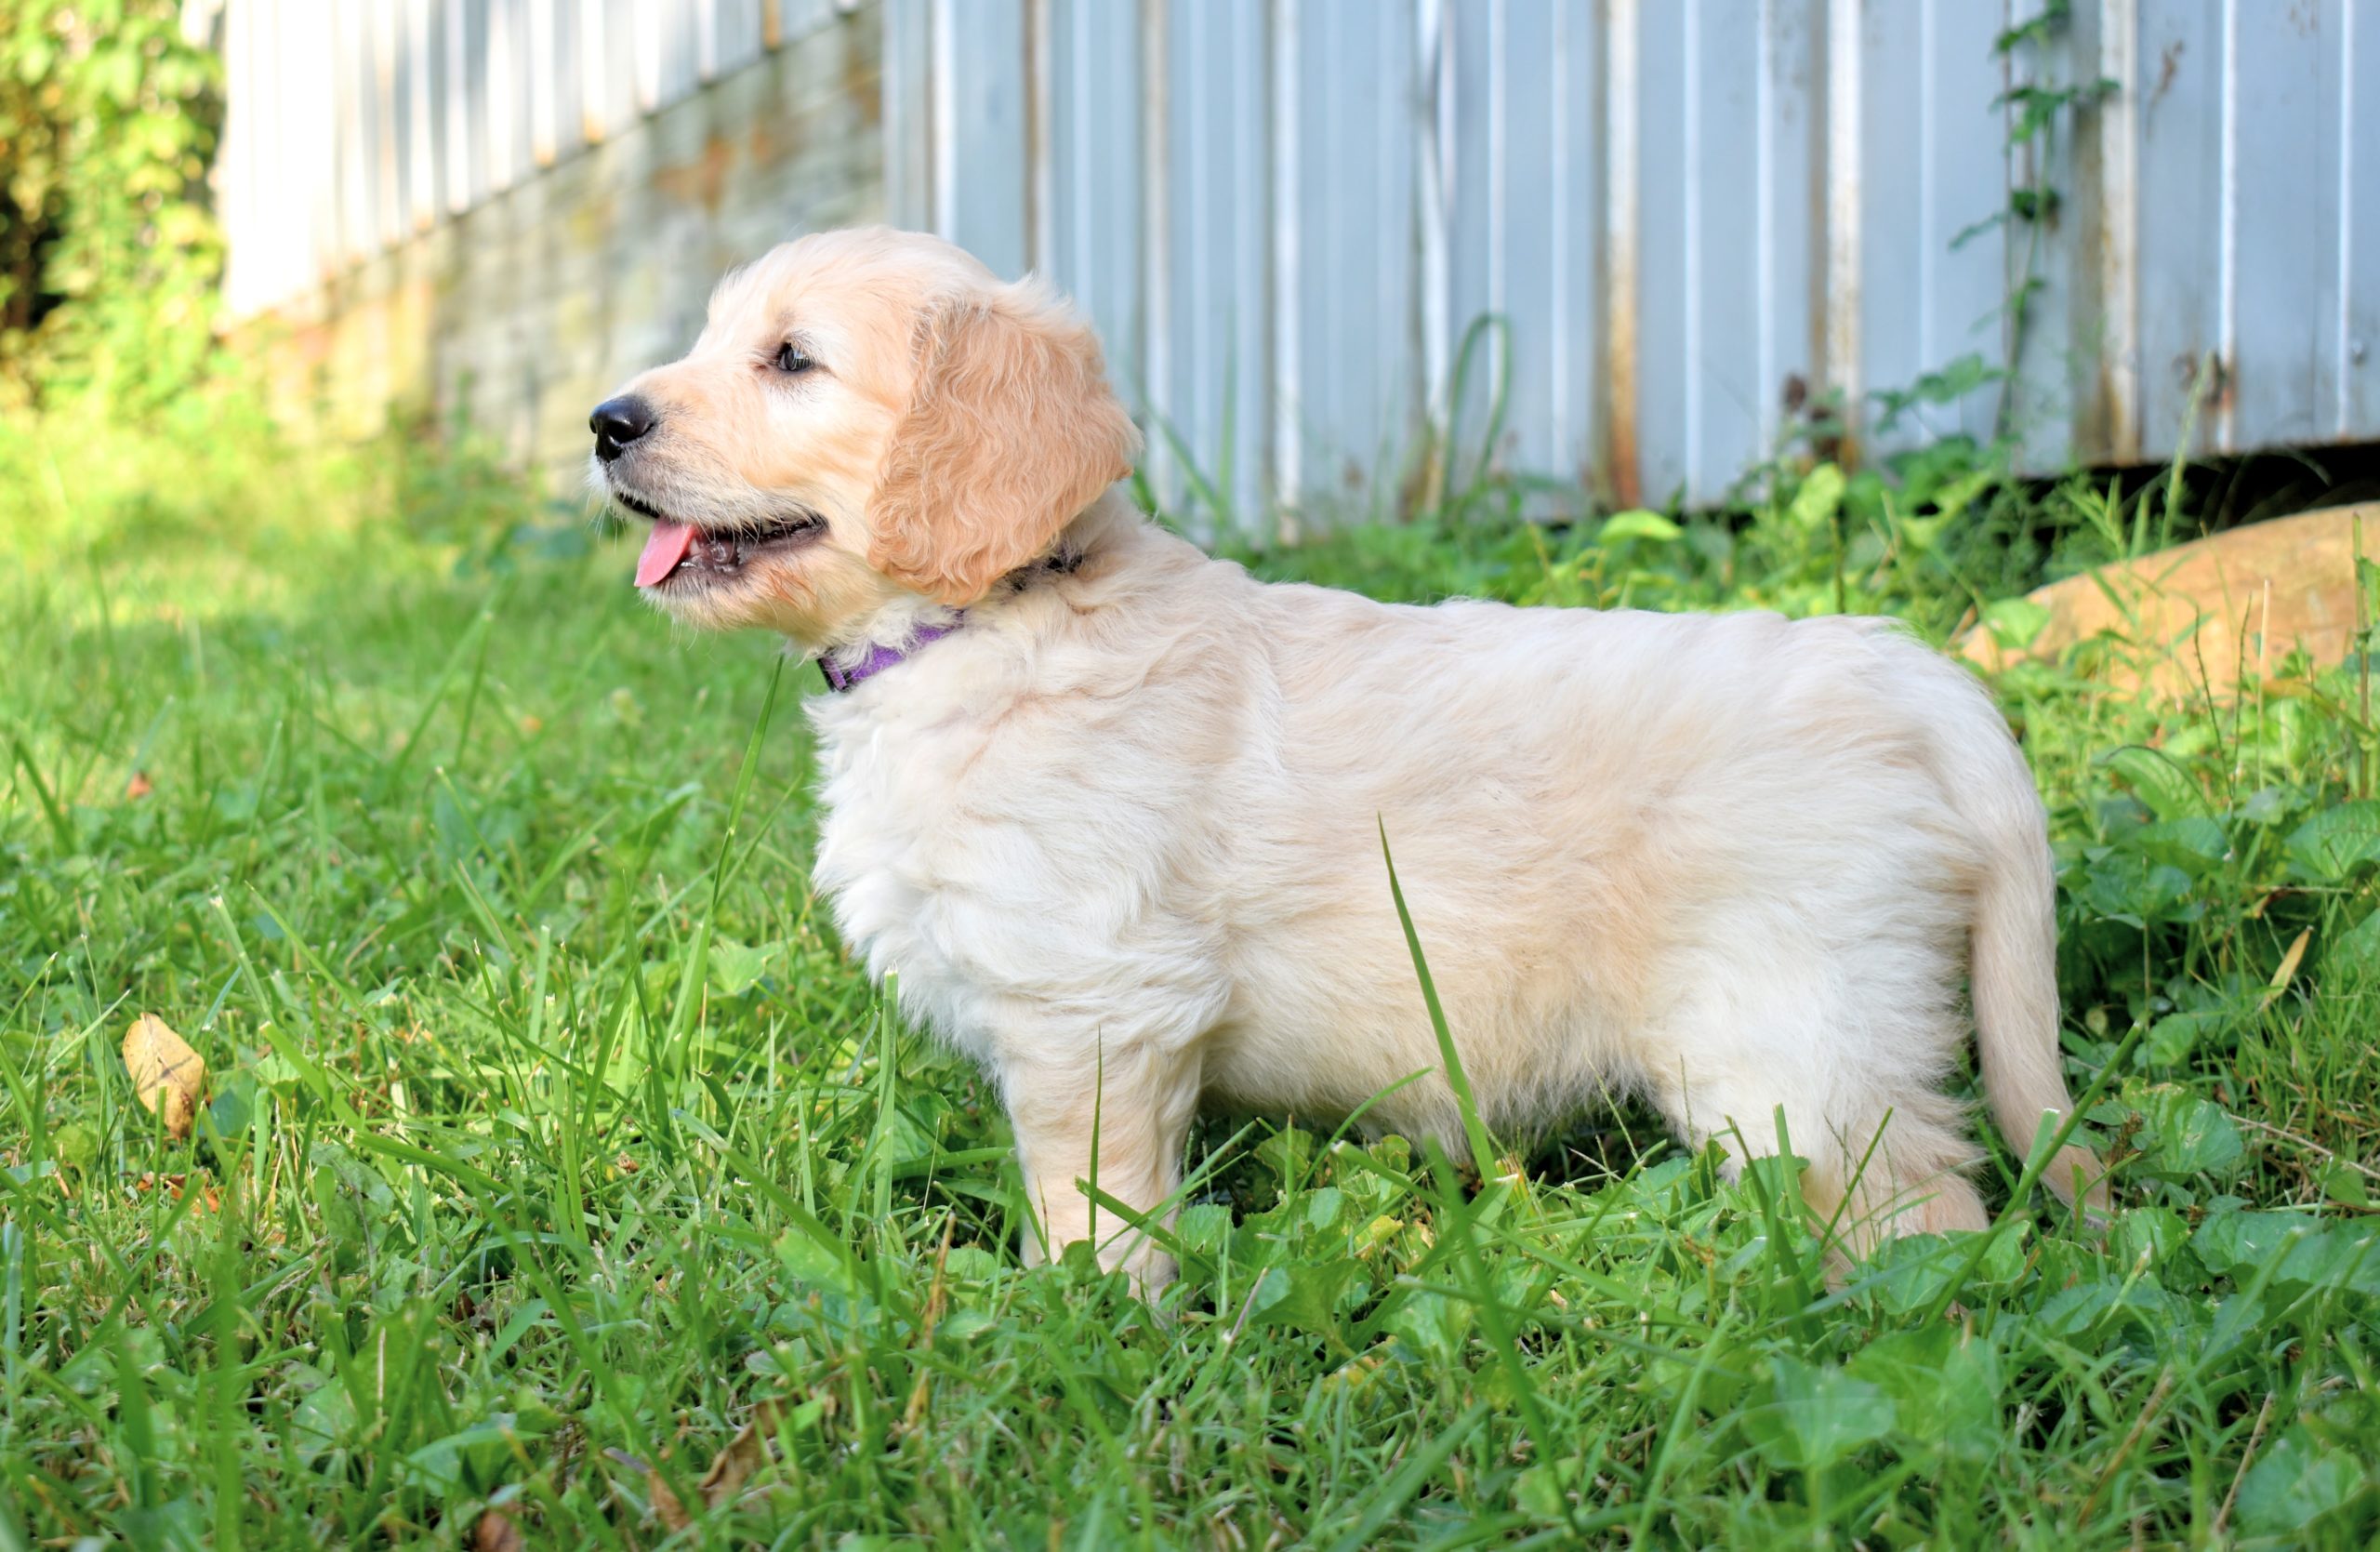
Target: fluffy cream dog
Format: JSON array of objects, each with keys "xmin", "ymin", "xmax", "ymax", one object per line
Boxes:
[{"xmin": 590, "ymin": 225, "xmax": 2105, "ymax": 1291}]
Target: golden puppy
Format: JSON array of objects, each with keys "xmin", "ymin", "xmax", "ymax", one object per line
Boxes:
[{"xmin": 592, "ymin": 225, "xmax": 2104, "ymax": 1292}]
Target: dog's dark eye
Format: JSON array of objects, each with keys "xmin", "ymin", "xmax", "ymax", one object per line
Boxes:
[{"xmin": 774, "ymin": 341, "xmax": 813, "ymax": 375}]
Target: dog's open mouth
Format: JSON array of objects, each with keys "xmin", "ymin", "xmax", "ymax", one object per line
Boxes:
[{"xmin": 615, "ymin": 489, "xmax": 825, "ymax": 589}]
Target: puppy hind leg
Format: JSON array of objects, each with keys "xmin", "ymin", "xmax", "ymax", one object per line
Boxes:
[
  {"xmin": 1804, "ymin": 1096, "xmax": 1990, "ymax": 1255},
  {"xmin": 1652, "ymin": 1072, "xmax": 1987, "ymax": 1259}
]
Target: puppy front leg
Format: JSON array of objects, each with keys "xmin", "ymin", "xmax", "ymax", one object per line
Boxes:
[{"xmin": 1000, "ymin": 1042, "xmax": 1199, "ymax": 1295}]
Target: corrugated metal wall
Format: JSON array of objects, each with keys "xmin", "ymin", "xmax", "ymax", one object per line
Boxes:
[
  {"xmin": 218, "ymin": 1, "xmax": 858, "ymax": 318},
  {"xmin": 222, "ymin": 1, "xmax": 2380, "ymax": 516}
]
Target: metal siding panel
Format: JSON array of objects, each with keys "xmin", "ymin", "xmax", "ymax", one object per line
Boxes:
[
  {"xmin": 2003, "ymin": 0, "xmax": 2080, "ymax": 469},
  {"xmin": 375, "ymin": 0, "xmax": 404, "ymax": 246},
  {"xmin": 1634, "ymin": 0, "xmax": 1688, "ymax": 504},
  {"xmin": 1167, "ymin": 0, "xmax": 1268, "ymax": 528},
  {"xmin": 1299, "ymin": 0, "xmax": 1414, "ymax": 515},
  {"xmin": 583, "ymin": 0, "xmax": 640, "ymax": 139},
  {"xmin": 335, "ymin": 0, "xmax": 370, "ymax": 260},
  {"xmin": 456, "ymin": 0, "xmax": 495, "ymax": 209},
  {"xmin": 2231, "ymin": 0, "xmax": 2343, "ymax": 450},
  {"xmin": 2135, "ymin": 0, "xmax": 2225, "ymax": 456},
  {"xmin": 406, "ymin": 0, "xmax": 443, "ymax": 226},
  {"xmin": 633, "ymin": 0, "xmax": 698, "ymax": 112},
  {"xmin": 942, "ymin": 0, "xmax": 1030, "ymax": 280},
  {"xmin": 542, "ymin": 0, "xmax": 586, "ymax": 161},
  {"xmin": 1446, "ymin": 0, "xmax": 1492, "ymax": 488},
  {"xmin": 714, "ymin": 0, "xmax": 768, "ymax": 74},
  {"xmin": 485, "ymin": 0, "xmax": 516, "ymax": 189},
  {"xmin": 1858, "ymin": 0, "xmax": 1924, "ymax": 456},
  {"xmin": 1047, "ymin": 0, "xmax": 1141, "ymax": 388},
  {"xmin": 307, "ymin": 2, "xmax": 338, "ymax": 284},
  {"xmin": 217, "ymin": 0, "xmax": 2380, "ymax": 493},
  {"xmin": 1554, "ymin": 0, "xmax": 1600, "ymax": 488},
  {"xmin": 1757, "ymin": 0, "xmax": 1820, "ymax": 474},
  {"xmin": 1494, "ymin": 0, "xmax": 1561, "ymax": 481},
  {"xmin": 1686, "ymin": 0, "xmax": 1761, "ymax": 502},
  {"xmin": 523, "ymin": 0, "xmax": 558, "ymax": 165},
  {"xmin": 882, "ymin": 0, "xmax": 934, "ymax": 228},
  {"xmin": 2347, "ymin": 3, "xmax": 2380, "ymax": 435},
  {"xmin": 1923, "ymin": 0, "xmax": 2007, "ymax": 445}
]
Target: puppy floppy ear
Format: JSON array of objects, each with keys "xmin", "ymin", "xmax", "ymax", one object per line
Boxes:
[{"xmin": 867, "ymin": 281, "xmax": 1141, "ymax": 605}]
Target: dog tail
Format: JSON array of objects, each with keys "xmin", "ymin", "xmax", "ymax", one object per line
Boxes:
[{"xmin": 1962, "ymin": 705, "xmax": 2110, "ymax": 1214}]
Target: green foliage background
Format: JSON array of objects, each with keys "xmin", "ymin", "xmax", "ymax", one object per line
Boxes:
[{"xmin": 0, "ymin": 0, "xmax": 221, "ymax": 412}]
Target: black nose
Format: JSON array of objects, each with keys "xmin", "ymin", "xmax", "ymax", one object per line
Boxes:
[{"xmin": 589, "ymin": 395, "xmax": 655, "ymax": 461}]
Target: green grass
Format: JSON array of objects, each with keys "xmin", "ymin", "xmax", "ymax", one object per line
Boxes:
[{"xmin": 5, "ymin": 402, "xmax": 2380, "ymax": 1548}]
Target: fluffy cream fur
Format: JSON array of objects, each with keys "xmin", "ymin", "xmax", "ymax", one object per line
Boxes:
[{"xmin": 596, "ymin": 226, "xmax": 2106, "ymax": 1292}]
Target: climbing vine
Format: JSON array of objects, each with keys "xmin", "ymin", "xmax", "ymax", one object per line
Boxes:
[{"xmin": 0, "ymin": 0, "xmax": 223, "ymax": 410}]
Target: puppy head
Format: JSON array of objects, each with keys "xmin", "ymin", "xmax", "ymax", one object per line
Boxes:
[{"xmin": 589, "ymin": 226, "xmax": 1139, "ymax": 644}]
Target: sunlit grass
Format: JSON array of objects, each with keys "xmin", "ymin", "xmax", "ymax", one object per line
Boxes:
[{"xmin": 3, "ymin": 405, "xmax": 2378, "ymax": 1546}]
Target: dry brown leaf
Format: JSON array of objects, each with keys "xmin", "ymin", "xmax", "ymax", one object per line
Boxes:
[
  {"xmin": 122, "ymin": 1014, "xmax": 205, "ymax": 1139},
  {"xmin": 2259, "ymin": 927, "xmax": 2313, "ymax": 1011},
  {"xmin": 471, "ymin": 1506, "xmax": 524, "ymax": 1552},
  {"xmin": 605, "ymin": 1449, "xmax": 692, "ymax": 1532},
  {"xmin": 696, "ymin": 1399, "xmax": 789, "ymax": 1511},
  {"xmin": 125, "ymin": 770, "xmax": 152, "ymax": 799},
  {"xmin": 132, "ymin": 1173, "xmax": 221, "ymax": 1212},
  {"xmin": 605, "ymin": 1400, "xmax": 790, "ymax": 1531}
]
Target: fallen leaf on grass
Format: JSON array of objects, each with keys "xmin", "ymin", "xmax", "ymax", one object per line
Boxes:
[
  {"xmin": 2258, "ymin": 927, "xmax": 2312, "ymax": 1011},
  {"xmin": 122, "ymin": 1014, "xmax": 205, "ymax": 1139},
  {"xmin": 132, "ymin": 1173, "xmax": 220, "ymax": 1212},
  {"xmin": 604, "ymin": 1449, "xmax": 692, "ymax": 1532},
  {"xmin": 697, "ymin": 1399, "xmax": 790, "ymax": 1510},
  {"xmin": 471, "ymin": 1506, "xmax": 524, "ymax": 1551},
  {"xmin": 605, "ymin": 1399, "xmax": 792, "ymax": 1530}
]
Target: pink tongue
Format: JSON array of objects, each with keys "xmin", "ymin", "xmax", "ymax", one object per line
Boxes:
[{"xmin": 633, "ymin": 520, "xmax": 695, "ymax": 587}]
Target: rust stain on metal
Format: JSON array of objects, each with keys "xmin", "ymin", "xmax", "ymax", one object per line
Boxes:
[
  {"xmin": 840, "ymin": 21, "xmax": 882, "ymax": 129},
  {"xmin": 2149, "ymin": 41, "xmax": 2184, "ymax": 110},
  {"xmin": 1819, "ymin": 0, "xmax": 1860, "ymax": 471},
  {"xmin": 1603, "ymin": 0, "xmax": 1641, "ymax": 510},
  {"xmin": 1606, "ymin": 275, "xmax": 1640, "ymax": 509},
  {"xmin": 654, "ymin": 134, "xmax": 737, "ymax": 214}
]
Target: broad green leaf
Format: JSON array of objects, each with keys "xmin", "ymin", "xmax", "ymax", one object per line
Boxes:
[
  {"xmin": 1247, "ymin": 1259, "xmax": 1361, "ymax": 1338},
  {"xmin": 2127, "ymin": 1084, "xmax": 2244, "ymax": 1179},
  {"xmin": 2131, "ymin": 816, "xmax": 2229, "ymax": 877},
  {"xmin": 2236, "ymin": 1429, "xmax": 2371, "ymax": 1535},
  {"xmin": 2284, "ymin": 801, "xmax": 2380, "ymax": 883},
  {"xmin": 2145, "ymin": 1008, "xmax": 2228, "ymax": 1068},
  {"xmin": 1981, "ymin": 596, "xmax": 2052, "ymax": 652},
  {"xmin": 2107, "ymin": 747, "xmax": 2210, "ymax": 822},
  {"xmin": 1741, "ymin": 1358, "xmax": 1896, "ymax": 1471},
  {"xmin": 706, "ymin": 936, "xmax": 780, "ymax": 997},
  {"xmin": 2329, "ymin": 909, "xmax": 2380, "ymax": 976},
  {"xmin": 1597, "ymin": 509, "xmax": 1682, "ymax": 545},
  {"xmin": 2192, "ymin": 1212, "xmax": 2380, "ymax": 1295},
  {"xmin": 1787, "ymin": 463, "xmax": 1847, "ymax": 533}
]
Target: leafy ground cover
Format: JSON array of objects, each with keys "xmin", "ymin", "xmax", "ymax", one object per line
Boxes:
[{"xmin": 4, "ymin": 405, "xmax": 2379, "ymax": 1547}]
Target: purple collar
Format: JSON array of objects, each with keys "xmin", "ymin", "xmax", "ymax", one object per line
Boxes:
[{"xmin": 818, "ymin": 617, "xmax": 964, "ymax": 693}]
